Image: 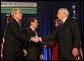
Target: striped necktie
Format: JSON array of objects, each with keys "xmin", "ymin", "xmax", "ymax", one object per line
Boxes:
[{"xmin": 34, "ymin": 30, "xmax": 38, "ymax": 36}]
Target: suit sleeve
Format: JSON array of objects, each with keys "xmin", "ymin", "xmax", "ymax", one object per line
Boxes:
[
  {"xmin": 70, "ymin": 20, "xmax": 81, "ymax": 49},
  {"xmin": 8, "ymin": 22, "xmax": 29, "ymax": 42},
  {"xmin": 24, "ymin": 28, "xmax": 43, "ymax": 54},
  {"xmin": 43, "ymin": 31, "xmax": 58, "ymax": 43},
  {"xmin": 24, "ymin": 28, "xmax": 33, "ymax": 41}
]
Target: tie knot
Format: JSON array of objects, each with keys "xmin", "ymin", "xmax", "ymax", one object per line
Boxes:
[
  {"xmin": 19, "ymin": 21, "xmax": 21, "ymax": 24},
  {"xmin": 34, "ymin": 30, "xmax": 38, "ymax": 36},
  {"xmin": 34, "ymin": 30, "xmax": 36, "ymax": 32},
  {"xmin": 61, "ymin": 21, "xmax": 64, "ymax": 24}
]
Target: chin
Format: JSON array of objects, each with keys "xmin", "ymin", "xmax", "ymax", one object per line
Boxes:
[
  {"xmin": 20, "ymin": 18, "xmax": 22, "ymax": 20},
  {"xmin": 36, "ymin": 27, "xmax": 38, "ymax": 29}
]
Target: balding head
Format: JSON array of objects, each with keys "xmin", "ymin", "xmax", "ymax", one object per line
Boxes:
[{"xmin": 57, "ymin": 8, "xmax": 69, "ymax": 20}]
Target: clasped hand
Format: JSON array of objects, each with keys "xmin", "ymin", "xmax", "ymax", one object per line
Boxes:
[{"xmin": 31, "ymin": 36, "xmax": 42, "ymax": 43}]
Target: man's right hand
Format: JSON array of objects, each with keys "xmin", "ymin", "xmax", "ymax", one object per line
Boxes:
[
  {"xmin": 31, "ymin": 37, "xmax": 40, "ymax": 43},
  {"xmin": 72, "ymin": 48, "xmax": 79, "ymax": 57}
]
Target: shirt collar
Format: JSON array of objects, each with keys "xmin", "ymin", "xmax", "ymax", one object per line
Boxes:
[
  {"xmin": 15, "ymin": 20, "xmax": 21, "ymax": 26},
  {"xmin": 62, "ymin": 17, "xmax": 68, "ymax": 23},
  {"xmin": 30, "ymin": 26, "xmax": 35, "ymax": 31}
]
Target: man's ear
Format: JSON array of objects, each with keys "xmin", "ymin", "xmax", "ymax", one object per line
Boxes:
[{"xmin": 57, "ymin": 14, "xmax": 58, "ymax": 18}]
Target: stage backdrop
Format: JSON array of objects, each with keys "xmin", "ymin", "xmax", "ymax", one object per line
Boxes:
[{"xmin": 1, "ymin": 1, "xmax": 83, "ymax": 60}]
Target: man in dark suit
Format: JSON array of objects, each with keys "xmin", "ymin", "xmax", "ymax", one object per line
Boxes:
[
  {"xmin": 2, "ymin": 8, "xmax": 40, "ymax": 60},
  {"xmin": 43, "ymin": 8, "xmax": 81, "ymax": 60},
  {"xmin": 24, "ymin": 17, "xmax": 43, "ymax": 60}
]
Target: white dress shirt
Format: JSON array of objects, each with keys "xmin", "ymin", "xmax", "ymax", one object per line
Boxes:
[{"xmin": 62, "ymin": 17, "xmax": 68, "ymax": 24}]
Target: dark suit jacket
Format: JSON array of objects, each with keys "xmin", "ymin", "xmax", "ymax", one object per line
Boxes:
[
  {"xmin": 24, "ymin": 27, "xmax": 43, "ymax": 60},
  {"xmin": 3, "ymin": 18, "xmax": 30, "ymax": 60},
  {"xmin": 44, "ymin": 17, "xmax": 81, "ymax": 60}
]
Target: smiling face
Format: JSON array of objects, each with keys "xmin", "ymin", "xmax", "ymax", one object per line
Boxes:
[
  {"xmin": 14, "ymin": 9, "xmax": 22, "ymax": 20},
  {"xmin": 31, "ymin": 19, "xmax": 39, "ymax": 29},
  {"xmin": 11, "ymin": 8, "xmax": 22, "ymax": 21},
  {"xmin": 57, "ymin": 8, "xmax": 69, "ymax": 21}
]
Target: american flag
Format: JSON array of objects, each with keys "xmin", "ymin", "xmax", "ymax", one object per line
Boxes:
[{"xmin": 72, "ymin": 5, "xmax": 83, "ymax": 60}]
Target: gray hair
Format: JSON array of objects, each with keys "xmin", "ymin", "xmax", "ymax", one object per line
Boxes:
[
  {"xmin": 57, "ymin": 8, "xmax": 69, "ymax": 16},
  {"xmin": 11, "ymin": 8, "xmax": 22, "ymax": 17}
]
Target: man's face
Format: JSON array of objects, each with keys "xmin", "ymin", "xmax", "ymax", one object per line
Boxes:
[
  {"xmin": 31, "ymin": 19, "xmax": 39, "ymax": 29},
  {"xmin": 14, "ymin": 10, "xmax": 22, "ymax": 20},
  {"xmin": 57, "ymin": 10, "xmax": 67, "ymax": 21}
]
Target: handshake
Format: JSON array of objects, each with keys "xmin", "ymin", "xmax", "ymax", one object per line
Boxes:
[{"xmin": 31, "ymin": 36, "xmax": 42, "ymax": 43}]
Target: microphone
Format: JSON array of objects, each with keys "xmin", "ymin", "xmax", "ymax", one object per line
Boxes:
[
  {"xmin": 2, "ymin": 14, "xmax": 11, "ymax": 53},
  {"xmin": 6, "ymin": 14, "xmax": 10, "ymax": 24},
  {"xmin": 6, "ymin": 14, "xmax": 10, "ymax": 17},
  {"xmin": 3, "ymin": 14, "xmax": 10, "ymax": 37}
]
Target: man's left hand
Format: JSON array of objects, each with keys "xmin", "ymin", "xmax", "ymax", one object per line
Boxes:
[{"xmin": 72, "ymin": 48, "xmax": 79, "ymax": 57}]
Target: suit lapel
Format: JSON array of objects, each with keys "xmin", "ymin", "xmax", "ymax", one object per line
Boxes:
[
  {"xmin": 60, "ymin": 18, "xmax": 69, "ymax": 30},
  {"xmin": 57, "ymin": 18, "xmax": 69, "ymax": 37},
  {"xmin": 29, "ymin": 28, "xmax": 37, "ymax": 36}
]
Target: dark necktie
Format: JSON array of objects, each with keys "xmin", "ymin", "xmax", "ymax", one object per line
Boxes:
[
  {"xmin": 18, "ymin": 20, "xmax": 21, "ymax": 27},
  {"xmin": 18, "ymin": 21, "xmax": 22, "ymax": 31},
  {"xmin": 60, "ymin": 22, "xmax": 64, "ymax": 28}
]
